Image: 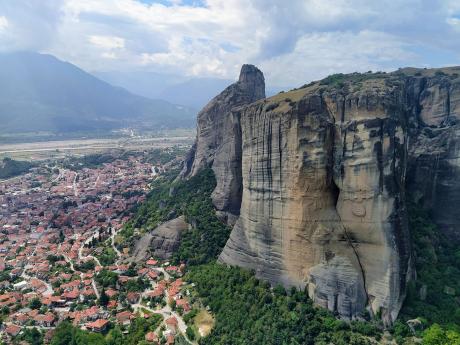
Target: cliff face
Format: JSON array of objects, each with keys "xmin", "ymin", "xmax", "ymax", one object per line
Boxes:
[
  {"xmin": 181, "ymin": 64, "xmax": 265, "ymax": 223},
  {"xmin": 184, "ymin": 65, "xmax": 460, "ymax": 324}
]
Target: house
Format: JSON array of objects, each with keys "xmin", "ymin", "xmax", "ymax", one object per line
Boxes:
[
  {"xmin": 168, "ymin": 286, "xmax": 180, "ymax": 299},
  {"xmin": 145, "ymin": 331, "xmax": 159, "ymax": 343},
  {"xmin": 116, "ymin": 310, "xmax": 133, "ymax": 326},
  {"xmin": 147, "ymin": 271, "xmax": 159, "ymax": 280},
  {"xmin": 105, "ymin": 289, "xmax": 118, "ymax": 299},
  {"xmin": 62, "ymin": 289, "xmax": 80, "ymax": 301},
  {"xmin": 82, "ymin": 306, "xmax": 100, "ymax": 321},
  {"xmin": 127, "ymin": 292, "xmax": 140, "ymax": 304},
  {"xmin": 146, "ymin": 259, "xmax": 158, "ymax": 266},
  {"xmin": 5, "ymin": 324, "xmax": 22, "ymax": 337},
  {"xmin": 176, "ymin": 299, "xmax": 191, "ymax": 313},
  {"xmin": 86, "ymin": 319, "xmax": 109, "ymax": 333},
  {"xmin": 165, "ymin": 316, "xmax": 178, "ymax": 333},
  {"xmin": 34, "ymin": 312, "xmax": 56, "ymax": 327},
  {"xmin": 13, "ymin": 280, "xmax": 28, "ymax": 291},
  {"xmin": 137, "ymin": 268, "xmax": 149, "ymax": 276},
  {"xmin": 147, "ymin": 288, "xmax": 164, "ymax": 299},
  {"xmin": 13, "ymin": 313, "xmax": 29, "ymax": 325},
  {"xmin": 42, "ymin": 296, "xmax": 66, "ymax": 307},
  {"xmin": 165, "ymin": 266, "xmax": 180, "ymax": 274},
  {"xmin": 107, "ymin": 300, "xmax": 117, "ymax": 309},
  {"xmin": 166, "ymin": 334, "xmax": 175, "ymax": 345}
]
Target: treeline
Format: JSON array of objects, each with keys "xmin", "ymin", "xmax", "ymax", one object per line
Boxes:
[
  {"xmin": 14, "ymin": 316, "xmax": 164, "ymax": 345},
  {"xmin": 61, "ymin": 153, "xmax": 118, "ymax": 171},
  {"xmin": 0, "ymin": 157, "xmax": 34, "ymax": 179},
  {"xmin": 401, "ymin": 203, "xmax": 460, "ymax": 325},
  {"xmin": 50, "ymin": 317, "xmax": 162, "ymax": 345},
  {"xmin": 186, "ymin": 263, "xmax": 380, "ymax": 345}
]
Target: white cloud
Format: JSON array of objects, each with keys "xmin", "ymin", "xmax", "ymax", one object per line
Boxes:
[
  {"xmin": 0, "ymin": 16, "xmax": 8, "ymax": 32},
  {"xmin": 261, "ymin": 30, "xmax": 415, "ymax": 86},
  {"xmin": 447, "ymin": 17, "xmax": 460, "ymax": 31},
  {"xmin": 88, "ymin": 35, "xmax": 125, "ymax": 50},
  {"xmin": 1, "ymin": 0, "xmax": 460, "ymax": 86}
]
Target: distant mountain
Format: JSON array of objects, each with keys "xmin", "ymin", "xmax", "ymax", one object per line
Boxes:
[
  {"xmin": 97, "ymin": 71, "xmax": 233, "ymax": 109},
  {"xmin": 159, "ymin": 78, "xmax": 233, "ymax": 109},
  {"xmin": 97, "ymin": 71, "xmax": 286, "ymax": 109},
  {"xmin": 0, "ymin": 52, "xmax": 197, "ymax": 133},
  {"xmin": 95, "ymin": 70, "xmax": 186, "ymax": 101}
]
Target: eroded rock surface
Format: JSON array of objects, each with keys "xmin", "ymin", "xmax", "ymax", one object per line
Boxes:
[
  {"xmin": 181, "ymin": 64, "xmax": 265, "ymax": 224},
  {"xmin": 132, "ymin": 216, "xmax": 190, "ymax": 261},
  {"xmin": 184, "ymin": 66, "xmax": 460, "ymax": 324}
]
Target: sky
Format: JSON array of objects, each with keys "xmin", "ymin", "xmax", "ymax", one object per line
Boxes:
[{"xmin": 0, "ymin": 0, "xmax": 460, "ymax": 87}]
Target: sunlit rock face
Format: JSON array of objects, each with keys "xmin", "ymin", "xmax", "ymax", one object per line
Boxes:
[
  {"xmin": 184, "ymin": 65, "xmax": 460, "ymax": 324},
  {"xmin": 219, "ymin": 84, "xmax": 411, "ymax": 325}
]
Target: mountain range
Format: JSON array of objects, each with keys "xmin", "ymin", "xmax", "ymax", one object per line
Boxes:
[{"xmin": 0, "ymin": 52, "xmax": 197, "ymax": 134}]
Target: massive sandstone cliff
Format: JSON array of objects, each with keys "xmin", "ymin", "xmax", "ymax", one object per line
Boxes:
[{"xmin": 183, "ymin": 65, "xmax": 460, "ymax": 324}]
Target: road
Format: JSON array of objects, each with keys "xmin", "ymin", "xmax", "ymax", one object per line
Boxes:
[
  {"xmin": 73, "ymin": 172, "xmax": 79, "ymax": 197},
  {"xmin": 62, "ymin": 252, "xmax": 75, "ymax": 272},
  {"xmin": 51, "ymin": 168, "xmax": 63, "ymax": 183},
  {"xmin": 109, "ymin": 228, "xmax": 122, "ymax": 263}
]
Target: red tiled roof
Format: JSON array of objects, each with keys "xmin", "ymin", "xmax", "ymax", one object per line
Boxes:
[
  {"xmin": 165, "ymin": 316, "xmax": 178, "ymax": 326},
  {"xmin": 87, "ymin": 319, "xmax": 109, "ymax": 329},
  {"xmin": 5, "ymin": 324, "xmax": 21, "ymax": 336}
]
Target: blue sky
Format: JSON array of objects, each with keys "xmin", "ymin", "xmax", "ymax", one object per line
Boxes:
[{"xmin": 0, "ymin": 0, "xmax": 459, "ymax": 87}]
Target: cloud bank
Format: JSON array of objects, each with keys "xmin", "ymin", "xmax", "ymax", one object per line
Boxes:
[{"xmin": 0, "ymin": 0, "xmax": 459, "ymax": 86}]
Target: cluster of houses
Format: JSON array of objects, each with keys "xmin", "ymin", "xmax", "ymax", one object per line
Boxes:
[{"xmin": 0, "ymin": 152, "xmax": 195, "ymax": 343}]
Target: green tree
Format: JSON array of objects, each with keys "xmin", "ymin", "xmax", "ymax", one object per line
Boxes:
[
  {"xmin": 50, "ymin": 321, "xmax": 74, "ymax": 345},
  {"xmin": 99, "ymin": 289, "xmax": 109, "ymax": 307},
  {"xmin": 16, "ymin": 327, "xmax": 43, "ymax": 345},
  {"xmin": 29, "ymin": 297, "xmax": 42, "ymax": 310},
  {"xmin": 185, "ymin": 327, "xmax": 195, "ymax": 341},
  {"xmin": 106, "ymin": 325, "xmax": 123, "ymax": 345},
  {"xmin": 59, "ymin": 229, "xmax": 65, "ymax": 243},
  {"xmin": 423, "ymin": 324, "xmax": 460, "ymax": 345}
]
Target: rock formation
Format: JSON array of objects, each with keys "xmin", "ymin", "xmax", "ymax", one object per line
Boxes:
[
  {"xmin": 183, "ymin": 65, "xmax": 460, "ymax": 325},
  {"xmin": 181, "ymin": 64, "xmax": 265, "ymax": 224},
  {"xmin": 131, "ymin": 216, "xmax": 190, "ymax": 261}
]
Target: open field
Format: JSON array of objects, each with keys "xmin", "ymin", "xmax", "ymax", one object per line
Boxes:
[
  {"xmin": 0, "ymin": 135, "xmax": 194, "ymax": 161},
  {"xmin": 195, "ymin": 310, "xmax": 214, "ymax": 337}
]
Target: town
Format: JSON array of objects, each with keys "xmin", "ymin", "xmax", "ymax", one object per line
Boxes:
[{"xmin": 0, "ymin": 149, "xmax": 201, "ymax": 344}]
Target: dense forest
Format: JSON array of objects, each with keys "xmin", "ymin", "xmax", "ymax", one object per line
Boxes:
[{"xmin": 186, "ymin": 263, "xmax": 380, "ymax": 345}]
